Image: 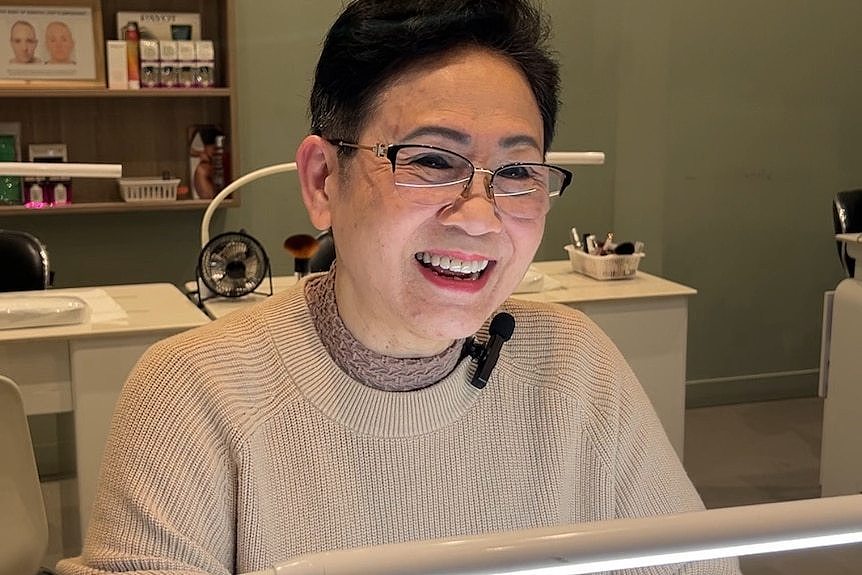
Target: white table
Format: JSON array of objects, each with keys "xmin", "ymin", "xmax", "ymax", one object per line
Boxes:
[
  {"xmin": 0, "ymin": 283, "xmax": 210, "ymax": 536},
  {"xmin": 198, "ymin": 261, "xmax": 696, "ymax": 457},
  {"xmin": 820, "ymin": 234, "xmax": 862, "ymax": 496}
]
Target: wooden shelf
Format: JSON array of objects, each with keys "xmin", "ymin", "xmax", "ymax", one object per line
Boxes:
[
  {"xmin": 0, "ymin": 198, "xmax": 237, "ymax": 216},
  {"xmin": 0, "ymin": 0, "xmax": 239, "ymax": 216},
  {"xmin": 0, "ymin": 88, "xmax": 232, "ymax": 98}
]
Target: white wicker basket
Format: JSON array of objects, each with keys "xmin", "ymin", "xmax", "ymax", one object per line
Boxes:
[
  {"xmin": 564, "ymin": 244, "xmax": 644, "ymax": 280},
  {"xmin": 118, "ymin": 177, "xmax": 180, "ymax": 202}
]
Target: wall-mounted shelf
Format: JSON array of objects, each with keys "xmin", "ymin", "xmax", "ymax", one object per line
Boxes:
[
  {"xmin": 0, "ymin": 198, "xmax": 238, "ymax": 216},
  {"xmin": 0, "ymin": 88, "xmax": 232, "ymax": 98},
  {"xmin": 0, "ymin": 0, "xmax": 238, "ymax": 214}
]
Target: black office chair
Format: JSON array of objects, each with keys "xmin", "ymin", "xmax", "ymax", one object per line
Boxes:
[
  {"xmin": 833, "ymin": 189, "xmax": 862, "ymax": 278},
  {"xmin": 309, "ymin": 229, "xmax": 336, "ymax": 273},
  {"xmin": 0, "ymin": 230, "xmax": 51, "ymax": 292}
]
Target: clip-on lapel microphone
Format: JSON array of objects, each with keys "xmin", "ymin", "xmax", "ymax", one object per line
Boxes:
[{"xmin": 470, "ymin": 312, "xmax": 515, "ymax": 389}]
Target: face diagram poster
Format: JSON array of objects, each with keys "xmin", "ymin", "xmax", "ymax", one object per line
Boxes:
[{"xmin": 2, "ymin": 4, "xmax": 98, "ymax": 81}]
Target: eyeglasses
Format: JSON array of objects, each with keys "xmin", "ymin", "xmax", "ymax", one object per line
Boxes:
[{"xmin": 327, "ymin": 140, "xmax": 573, "ymax": 219}]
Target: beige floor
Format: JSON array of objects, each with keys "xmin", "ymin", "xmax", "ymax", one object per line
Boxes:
[
  {"xmin": 41, "ymin": 397, "xmax": 862, "ymax": 572},
  {"xmin": 685, "ymin": 397, "xmax": 862, "ymax": 574}
]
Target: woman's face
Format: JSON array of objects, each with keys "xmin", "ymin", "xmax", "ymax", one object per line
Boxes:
[
  {"xmin": 323, "ymin": 47, "xmax": 547, "ymax": 357},
  {"xmin": 10, "ymin": 23, "xmax": 37, "ymax": 63},
  {"xmin": 45, "ymin": 22, "xmax": 74, "ymax": 63}
]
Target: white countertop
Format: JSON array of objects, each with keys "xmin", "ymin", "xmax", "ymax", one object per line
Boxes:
[
  {"xmin": 515, "ymin": 260, "xmax": 696, "ymax": 304},
  {"xmin": 0, "ymin": 283, "xmax": 209, "ymax": 342},
  {"xmin": 195, "ymin": 260, "xmax": 696, "ymax": 320}
]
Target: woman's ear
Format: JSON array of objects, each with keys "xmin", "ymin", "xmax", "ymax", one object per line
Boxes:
[{"xmin": 296, "ymin": 135, "xmax": 337, "ymax": 231}]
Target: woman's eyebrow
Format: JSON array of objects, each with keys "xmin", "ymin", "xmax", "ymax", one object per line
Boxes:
[
  {"xmin": 399, "ymin": 125, "xmax": 470, "ymax": 144},
  {"xmin": 398, "ymin": 126, "xmax": 541, "ymax": 151},
  {"xmin": 499, "ymin": 134, "xmax": 541, "ymax": 151}
]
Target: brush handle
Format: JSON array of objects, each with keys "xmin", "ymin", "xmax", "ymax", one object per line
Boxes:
[{"xmin": 295, "ymin": 257, "xmax": 311, "ymax": 278}]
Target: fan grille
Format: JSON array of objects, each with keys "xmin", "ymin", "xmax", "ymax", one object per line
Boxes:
[{"xmin": 198, "ymin": 232, "xmax": 269, "ymax": 297}]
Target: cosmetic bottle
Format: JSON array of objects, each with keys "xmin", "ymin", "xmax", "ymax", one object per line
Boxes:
[
  {"xmin": 211, "ymin": 135, "xmax": 226, "ymax": 193},
  {"xmin": 24, "ymin": 179, "xmax": 46, "ymax": 208},
  {"xmin": 123, "ymin": 22, "xmax": 141, "ymax": 89},
  {"xmin": 51, "ymin": 179, "xmax": 71, "ymax": 206}
]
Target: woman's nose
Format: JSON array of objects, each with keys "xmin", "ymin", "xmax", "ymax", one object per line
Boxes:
[{"xmin": 438, "ymin": 171, "xmax": 503, "ymax": 236}]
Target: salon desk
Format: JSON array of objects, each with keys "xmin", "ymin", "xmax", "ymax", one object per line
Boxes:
[
  {"xmin": 0, "ymin": 283, "xmax": 210, "ymax": 537},
  {"xmin": 199, "ymin": 260, "xmax": 696, "ymax": 457}
]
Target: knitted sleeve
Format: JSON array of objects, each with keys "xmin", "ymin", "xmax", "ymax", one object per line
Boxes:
[
  {"xmin": 500, "ymin": 299, "xmax": 741, "ymax": 575},
  {"xmin": 55, "ymin": 330, "xmax": 241, "ymax": 575},
  {"xmin": 613, "ymin": 369, "xmax": 741, "ymax": 573}
]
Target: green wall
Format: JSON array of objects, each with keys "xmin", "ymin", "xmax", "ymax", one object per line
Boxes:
[{"xmin": 2, "ymin": 0, "xmax": 854, "ymax": 404}]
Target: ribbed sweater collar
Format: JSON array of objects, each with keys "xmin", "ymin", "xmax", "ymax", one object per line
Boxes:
[
  {"xmin": 304, "ymin": 267, "xmax": 464, "ymax": 391},
  {"xmin": 262, "ymin": 283, "xmax": 485, "ymax": 438}
]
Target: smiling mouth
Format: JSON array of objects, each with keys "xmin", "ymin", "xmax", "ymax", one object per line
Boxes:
[{"xmin": 415, "ymin": 251, "xmax": 490, "ymax": 280}]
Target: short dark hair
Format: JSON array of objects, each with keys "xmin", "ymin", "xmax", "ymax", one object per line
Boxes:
[{"xmin": 309, "ymin": 0, "xmax": 560, "ymax": 153}]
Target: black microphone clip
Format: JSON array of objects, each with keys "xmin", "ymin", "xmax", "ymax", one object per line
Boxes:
[{"xmin": 470, "ymin": 312, "xmax": 515, "ymax": 389}]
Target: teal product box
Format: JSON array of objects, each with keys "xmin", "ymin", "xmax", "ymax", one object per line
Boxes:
[{"xmin": 0, "ymin": 134, "xmax": 21, "ymax": 204}]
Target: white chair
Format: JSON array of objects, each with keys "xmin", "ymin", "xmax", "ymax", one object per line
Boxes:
[{"xmin": 0, "ymin": 374, "xmax": 49, "ymax": 575}]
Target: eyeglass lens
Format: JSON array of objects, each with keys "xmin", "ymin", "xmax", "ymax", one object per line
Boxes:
[{"xmin": 391, "ymin": 146, "xmax": 565, "ymax": 218}]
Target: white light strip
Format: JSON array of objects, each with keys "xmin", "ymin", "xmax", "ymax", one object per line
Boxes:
[
  {"xmin": 0, "ymin": 162, "xmax": 122, "ymax": 178},
  {"xmin": 502, "ymin": 532, "xmax": 862, "ymax": 575},
  {"xmin": 546, "ymin": 151, "xmax": 605, "ymax": 165},
  {"xmin": 247, "ymin": 495, "xmax": 862, "ymax": 575}
]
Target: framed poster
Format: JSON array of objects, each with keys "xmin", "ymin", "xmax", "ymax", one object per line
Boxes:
[{"xmin": 0, "ymin": 0, "xmax": 104, "ymax": 88}]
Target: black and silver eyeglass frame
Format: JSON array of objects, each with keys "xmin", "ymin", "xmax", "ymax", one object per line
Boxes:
[{"xmin": 326, "ymin": 139, "xmax": 574, "ymax": 219}]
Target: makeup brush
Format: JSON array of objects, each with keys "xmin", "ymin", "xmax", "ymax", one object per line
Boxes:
[{"xmin": 283, "ymin": 234, "xmax": 320, "ymax": 278}]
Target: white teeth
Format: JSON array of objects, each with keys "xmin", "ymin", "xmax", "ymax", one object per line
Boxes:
[{"xmin": 415, "ymin": 252, "xmax": 490, "ymax": 274}]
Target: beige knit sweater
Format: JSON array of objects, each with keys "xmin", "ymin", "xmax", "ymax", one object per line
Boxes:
[{"xmin": 57, "ymin": 282, "xmax": 740, "ymax": 575}]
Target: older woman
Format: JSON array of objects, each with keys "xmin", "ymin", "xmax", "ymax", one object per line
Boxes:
[{"xmin": 58, "ymin": 1, "xmax": 739, "ymax": 574}]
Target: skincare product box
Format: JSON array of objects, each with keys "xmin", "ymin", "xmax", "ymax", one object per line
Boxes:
[
  {"xmin": 194, "ymin": 40, "xmax": 215, "ymax": 87},
  {"xmin": 176, "ymin": 40, "xmax": 196, "ymax": 88},
  {"xmin": 0, "ymin": 124, "xmax": 22, "ymax": 205},
  {"xmin": 140, "ymin": 39, "xmax": 160, "ymax": 62},
  {"xmin": 106, "ymin": 40, "xmax": 129, "ymax": 90},
  {"xmin": 139, "ymin": 39, "xmax": 160, "ymax": 88},
  {"xmin": 159, "ymin": 41, "xmax": 178, "ymax": 87}
]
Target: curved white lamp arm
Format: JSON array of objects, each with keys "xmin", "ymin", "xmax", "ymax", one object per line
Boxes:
[
  {"xmin": 246, "ymin": 495, "xmax": 862, "ymax": 575},
  {"xmin": 199, "ymin": 151, "xmax": 605, "ymax": 248},
  {"xmin": 200, "ymin": 162, "xmax": 298, "ymax": 248}
]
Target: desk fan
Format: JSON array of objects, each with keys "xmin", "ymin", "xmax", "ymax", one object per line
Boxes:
[{"xmin": 196, "ymin": 230, "xmax": 273, "ymax": 303}]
